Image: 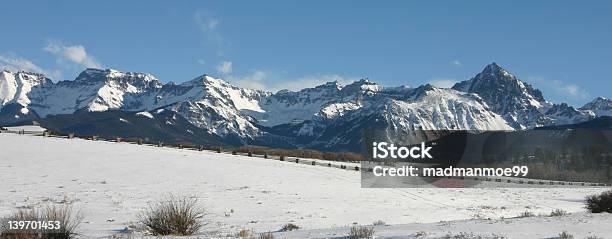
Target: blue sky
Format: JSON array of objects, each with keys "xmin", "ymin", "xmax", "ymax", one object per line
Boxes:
[{"xmin": 1, "ymin": 1, "xmax": 610, "ymax": 106}]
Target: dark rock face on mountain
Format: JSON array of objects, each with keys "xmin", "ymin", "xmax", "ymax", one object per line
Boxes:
[
  {"xmin": 453, "ymin": 63, "xmax": 548, "ymax": 129},
  {"xmin": 0, "ymin": 63, "xmax": 607, "ymax": 151},
  {"xmin": 580, "ymin": 97, "xmax": 612, "ymax": 117}
]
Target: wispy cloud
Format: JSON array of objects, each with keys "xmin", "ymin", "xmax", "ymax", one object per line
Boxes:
[
  {"xmin": 216, "ymin": 61, "xmax": 233, "ymax": 75},
  {"xmin": 227, "ymin": 70, "xmax": 267, "ymax": 90},
  {"xmin": 451, "ymin": 60, "xmax": 462, "ymax": 67},
  {"xmin": 0, "ymin": 54, "xmax": 61, "ymax": 80},
  {"xmin": 44, "ymin": 41, "xmax": 102, "ymax": 69},
  {"xmin": 194, "ymin": 11, "xmax": 227, "ymax": 55},
  {"xmin": 428, "ymin": 78, "xmax": 457, "ymax": 88},
  {"xmin": 528, "ymin": 76, "xmax": 589, "ymax": 100}
]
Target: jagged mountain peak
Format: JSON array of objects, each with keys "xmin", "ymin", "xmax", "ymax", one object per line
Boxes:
[
  {"xmin": 544, "ymin": 102, "xmax": 593, "ymax": 125},
  {"xmin": 454, "ymin": 63, "xmax": 542, "ymax": 99},
  {"xmin": 182, "ymin": 74, "xmax": 220, "ymax": 86},
  {"xmin": 581, "ymin": 97, "xmax": 611, "ymax": 108},
  {"xmin": 76, "ymin": 68, "xmax": 161, "ymax": 85},
  {"xmin": 451, "ymin": 63, "xmax": 549, "ymax": 129},
  {"xmin": 580, "ymin": 96, "xmax": 612, "ymax": 116},
  {"xmin": 482, "ymin": 62, "xmax": 508, "ymax": 75},
  {"xmin": 404, "ymin": 83, "xmax": 440, "ymax": 100},
  {"xmin": 315, "ymin": 81, "xmax": 343, "ymax": 91},
  {"xmin": 340, "ymin": 78, "xmax": 381, "ymax": 94}
]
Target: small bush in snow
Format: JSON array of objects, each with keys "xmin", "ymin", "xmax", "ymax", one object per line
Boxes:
[
  {"xmin": 585, "ymin": 190, "xmax": 612, "ymax": 213},
  {"xmin": 549, "ymin": 209, "xmax": 568, "ymax": 217},
  {"xmin": 138, "ymin": 195, "xmax": 204, "ymax": 236},
  {"xmin": 280, "ymin": 223, "xmax": 300, "ymax": 232},
  {"xmin": 517, "ymin": 210, "xmax": 535, "ymax": 218},
  {"xmin": 585, "ymin": 236, "xmax": 603, "ymax": 239},
  {"xmin": 348, "ymin": 226, "xmax": 374, "ymax": 239},
  {"xmin": 558, "ymin": 231, "xmax": 574, "ymax": 239},
  {"xmin": 259, "ymin": 231, "xmax": 274, "ymax": 239},
  {"xmin": 0, "ymin": 205, "xmax": 82, "ymax": 239},
  {"xmin": 237, "ymin": 228, "xmax": 252, "ymax": 238},
  {"xmin": 372, "ymin": 220, "xmax": 385, "ymax": 226}
]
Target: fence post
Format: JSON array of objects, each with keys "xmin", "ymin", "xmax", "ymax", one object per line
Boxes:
[{"xmin": 138, "ymin": 138, "xmax": 143, "ymax": 145}]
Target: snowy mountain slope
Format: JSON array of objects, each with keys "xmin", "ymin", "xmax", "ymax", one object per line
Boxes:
[
  {"xmin": 0, "ymin": 70, "xmax": 52, "ymax": 124},
  {"xmin": 307, "ymin": 85, "xmax": 512, "ymax": 151},
  {"xmin": 35, "ymin": 68, "xmax": 163, "ymax": 117},
  {"xmin": 580, "ymin": 97, "xmax": 612, "ymax": 117},
  {"xmin": 0, "ymin": 63, "xmax": 608, "ymax": 150},
  {"xmin": 544, "ymin": 102, "xmax": 594, "ymax": 125},
  {"xmin": 251, "ymin": 80, "xmax": 382, "ymax": 126},
  {"xmin": 0, "ymin": 69, "xmax": 270, "ymax": 141},
  {"xmin": 150, "ymin": 75, "xmax": 270, "ymax": 141},
  {"xmin": 0, "ymin": 70, "xmax": 52, "ymax": 107}
]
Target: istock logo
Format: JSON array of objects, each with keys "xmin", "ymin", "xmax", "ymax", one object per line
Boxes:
[{"xmin": 372, "ymin": 142, "xmax": 433, "ymax": 159}]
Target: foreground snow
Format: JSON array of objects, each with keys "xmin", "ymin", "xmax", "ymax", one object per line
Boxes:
[
  {"xmin": 0, "ymin": 133, "xmax": 610, "ymax": 238},
  {"xmin": 277, "ymin": 212, "xmax": 611, "ymax": 239}
]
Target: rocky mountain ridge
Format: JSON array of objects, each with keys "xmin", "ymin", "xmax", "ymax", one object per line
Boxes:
[{"xmin": 0, "ymin": 63, "xmax": 608, "ymax": 150}]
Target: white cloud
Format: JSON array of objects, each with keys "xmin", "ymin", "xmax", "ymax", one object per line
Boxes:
[
  {"xmin": 0, "ymin": 55, "xmax": 46, "ymax": 73},
  {"xmin": 428, "ymin": 78, "xmax": 458, "ymax": 88},
  {"xmin": 560, "ymin": 84, "xmax": 580, "ymax": 97},
  {"xmin": 228, "ymin": 70, "xmax": 267, "ymax": 90},
  {"xmin": 226, "ymin": 69, "xmax": 356, "ymax": 92},
  {"xmin": 216, "ymin": 61, "xmax": 233, "ymax": 75},
  {"xmin": 44, "ymin": 42, "xmax": 102, "ymax": 69},
  {"xmin": 194, "ymin": 11, "xmax": 219, "ymax": 32},
  {"xmin": 194, "ymin": 11, "xmax": 226, "ymax": 55},
  {"xmin": 0, "ymin": 54, "xmax": 62, "ymax": 80},
  {"xmin": 527, "ymin": 76, "xmax": 589, "ymax": 99},
  {"xmin": 451, "ymin": 60, "xmax": 463, "ymax": 67}
]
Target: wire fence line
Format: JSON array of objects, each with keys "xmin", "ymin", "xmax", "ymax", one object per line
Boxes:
[{"xmin": 1, "ymin": 129, "xmax": 609, "ymax": 187}]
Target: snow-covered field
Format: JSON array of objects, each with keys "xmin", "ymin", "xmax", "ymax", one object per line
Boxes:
[{"xmin": 0, "ymin": 133, "xmax": 610, "ymax": 238}]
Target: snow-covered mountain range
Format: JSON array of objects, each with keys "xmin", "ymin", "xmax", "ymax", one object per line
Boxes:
[{"xmin": 1, "ymin": 63, "xmax": 610, "ymax": 150}]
